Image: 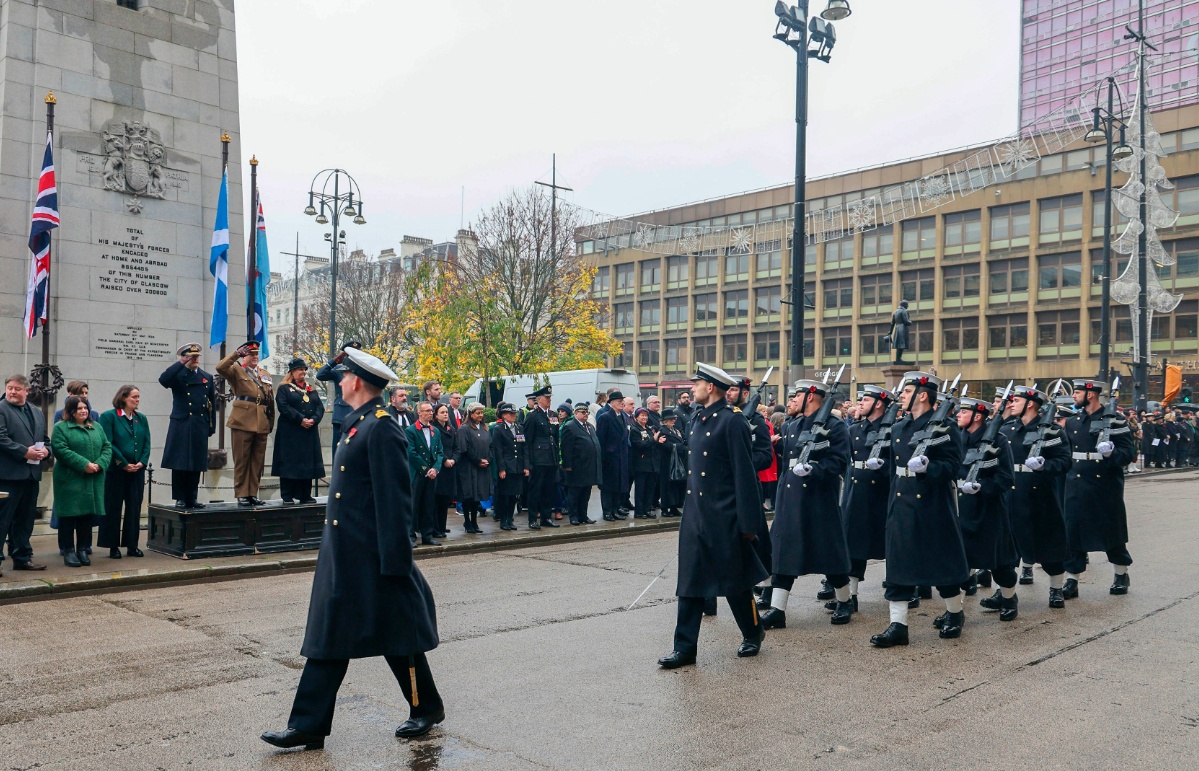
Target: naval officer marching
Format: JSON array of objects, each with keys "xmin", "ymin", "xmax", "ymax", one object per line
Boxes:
[{"xmin": 262, "ymin": 348, "xmax": 445, "ymax": 750}]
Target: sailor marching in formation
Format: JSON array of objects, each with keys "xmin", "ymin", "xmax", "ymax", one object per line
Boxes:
[{"xmin": 659, "ymin": 363, "xmax": 1137, "ymax": 667}]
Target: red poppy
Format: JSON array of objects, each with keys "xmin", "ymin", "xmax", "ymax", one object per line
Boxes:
[
  {"xmin": 809, "ymin": 385, "xmax": 817, "ymax": 393},
  {"xmin": 919, "ymin": 376, "xmax": 928, "ymax": 385},
  {"xmin": 202, "ymin": 378, "xmax": 208, "ymax": 384},
  {"xmin": 348, "ymin": 427, "xmax": 358, "ymax": 438}
]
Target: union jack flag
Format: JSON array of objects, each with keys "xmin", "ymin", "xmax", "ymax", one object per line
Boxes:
[{"xmin": 24, "ymin": 131, "xmax": 59, "ymax": 339}]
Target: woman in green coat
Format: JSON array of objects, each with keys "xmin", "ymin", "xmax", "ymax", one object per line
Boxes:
[
  {"xmin": 98, "ymin": 385, "xmax": 151, "ymax": 559},
  {"xmin": 52, "ymin": 395, "xmax": 112, "ymax": 567}
]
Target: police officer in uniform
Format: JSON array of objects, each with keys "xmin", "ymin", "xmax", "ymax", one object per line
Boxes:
[
  {"xmin": 522, "ymin": 385, "xmax": 560, "ymax": 529},
  {"xmin": 1063, "ymin": 379, "xmax": 1138, "ymax": 598},
  {"xmin": 316, "ymin": 340, "xmax": 362, "ymax": 455},
  {"xmin": 158, "ymin": 343, "xmax": 215, "ymax": 508},
  {"xmin": 870, "ymin": 372, "xmax": 969, "ymax": 648},
  {"xmin": 659, "ymin": 363, "xmax": 767, "ymax": 669},
  {"xmin": 761, "ymin": 378, "xmax": 853, "ymax": 628},
  {"xmin": 489, "ymin": 403, "xmax": 528, "ymax": 531},
  {"xmin": 840, "ymin": 385, "xmax": 895, "ymax": 613},
  {"xmin": 262, "ymin": 348, "xmax": 444, "ymax": 750},
  {"xmin": 216, "ymin": 341, "xmax": 275, "ymax": 507}
]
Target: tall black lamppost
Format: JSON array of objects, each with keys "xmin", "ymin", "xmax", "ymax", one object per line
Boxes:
[
  {"xmin": 774, "ymin": 0, "xmax": 852, "ymax": 384},
  {"xmin": 303, "ymin": 169, "xmax": 366, "ymax": 356},
  {"xmin": 1084, "ymin": 77, "xmax": 1133, "ymax": 386}
]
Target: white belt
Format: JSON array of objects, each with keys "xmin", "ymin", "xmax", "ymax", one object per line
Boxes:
[
  {"xmin": 1014, "ymin": 464, "xmax": 1034, "ymax": 472},
  {"xmin": 1072, "ymin": 451, "xmax": 1102, "ymax": 461},
  {"xmin": 853, "ymin": 460, "xmax": 870, "ymax": 469},
  {"xmin": 895, "ymin": 467, "xmax": 916, "ymax": 478}
]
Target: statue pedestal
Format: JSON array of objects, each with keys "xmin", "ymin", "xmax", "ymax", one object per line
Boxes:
[{"xmin": 881, "ymin": 364, "xmax": 909, "ymax": 389}]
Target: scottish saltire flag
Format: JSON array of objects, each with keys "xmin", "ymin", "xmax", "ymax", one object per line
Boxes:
[
  {"xmin": 250, "ymin": 197, "xmax": 270, "ymax": 357},
  {"xmin": 209, "ymin": 167, "xmax": 229, "ymax": 348},
  {"xmin": 24, "ymin": 131, "xmax": 59, "ymax": 339}
]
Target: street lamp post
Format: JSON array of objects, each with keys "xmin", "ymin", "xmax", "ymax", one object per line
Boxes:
[
  {"xmin": 774, "ymin": 0, "xmax": 852, "ymax": 385},
  {"xmin": 1084, "ymin": 77, "xmax": 1133, "ymax": 386},
  {"xmin": 303, "ymin": 169, "xmax": 366, "ymax": 357}
]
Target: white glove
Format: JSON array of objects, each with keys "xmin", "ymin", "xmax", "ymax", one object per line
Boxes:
[
  {"xmin": 957, "ymin": 480, "xmax": 981, "ymax": 495},
  {"xmin": 1024, "ymin": 455, "xmax": 1045, "ymax": 471},
  {"xmin": 792, "ymin": 462, "xmax": 813, "ymax": 477},
  {"xmin": 1096, "ymin": 441, "xmax": 1114, "ymax": 457},
  {"xmin": 907, "ymin": 455, "xmax": 929, "ymax": 474},
  {"xmin": 864, "ymin": 457, "xmax": 885, "ymax": 471}
]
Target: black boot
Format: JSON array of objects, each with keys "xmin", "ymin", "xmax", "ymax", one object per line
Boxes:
[
  {"xmin": 870, "ymin": 622, "xmax": 909, "ymax": 648},
  {"xmin": 1019, "ymin": 566, "xmax": 1035, "ymax": 585},
  {"xmin": 1048, "ymin": 587, "xmax": 1066, "ymax": 608},
  {"xmin": 1109, "ymin": 572, "xmax": 1130, "ymax": 595},
  {"xmin": 979, "ymin": 588, "xmax": 1003, "ymax": 611},
  {"xmin": 830, "ymin": 600, "xmax": 854, "ymax": 625},
  {"xmin": 938, "ymin": 611, "xmax": 965, "ymax": 639},
  {"xmin": 999, "ymin": 594, "xmax": 1019, "ymax": 622},
  {"xmin": 816, "ymin": 579, "xmax": 835, "ymax": 601},
  {"xmin": 737, "ymin": 628, "xmax": 765, "ymax": 657},
  {"xmin": 759, "ymin": 608, "xmax": 786, "ymax": 629},
  {"xmin": 1062, "ymin": 577, "xmax": 1079, "ymax": 599},
  {"xmin": 908, "ymin": 596, "xmax": 921, "ymax": 609}
]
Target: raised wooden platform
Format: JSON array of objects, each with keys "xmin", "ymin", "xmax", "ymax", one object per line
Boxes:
[{"xmin": 147, "ymin": 499, "xmax": 327, "ymax": 559}]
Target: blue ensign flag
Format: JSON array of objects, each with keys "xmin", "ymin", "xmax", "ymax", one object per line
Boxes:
[
  {"xmin": 251, "ymin": 198, "xmax": 270, "ymax": 357},
  {"xmin": 209, "ymin": 167, "xmax": 229, "ymax": 348}
]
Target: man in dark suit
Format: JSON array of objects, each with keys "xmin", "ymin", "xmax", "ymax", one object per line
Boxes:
[
  {"xmin": 560, "ymin": 403, "xmax": 601, "ymax": 525},
  {"xmin": 388, "ymin": 387, "xmax": 414, "ymax": 429},
  {"xmin": 596, "ymin": 390, "xmax": 629, "ymax": 522},
  {"xmin": 522, "ymin": 385, "xmax": 560, "ymax": 529},
  {"xmin": 262, "ymin": 348, "xmax": 445, "ymax": 749},
  {"xmin": 316, "ymin": 340, "xmax": 361, "ymax": 454},
  {"xmin": 406, "ymin": 401, "xmax": 444, "ymax": 546},
  {"xmin": 158, "ymin": 343, "xmax": 216, "ymax": 509},
  {"xmin": 447, "ymin": 392, "xmax": 464, "ymax": 429},
  {"xmin": 620, "ymin": 397, "xmax": 636, "ymax": 512},
  {"xmin": 0, "ymin": 374, "xmax": 51, "ymax": 572}
]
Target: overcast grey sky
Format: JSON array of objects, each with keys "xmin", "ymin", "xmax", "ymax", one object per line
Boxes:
[{"xmin": 235, "ymin": 1, "xmax": 1021, "ymax": 272}]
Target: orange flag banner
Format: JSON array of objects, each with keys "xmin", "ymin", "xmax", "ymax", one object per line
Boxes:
[{"xmin": 1163, "ymin": 363, "xmax": 1182, "ymax": 405}]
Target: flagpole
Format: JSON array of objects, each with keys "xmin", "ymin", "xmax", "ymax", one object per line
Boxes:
[
  {"xmin": 38, "ymin": 92, "xmax": 56, "ymax": 424},
  {"xmin": 247, "ymin": 155, "xmax": 258, "ymax": 341},
  {"xmin": 217, "ymin": 132, "xmax": 231, "ymax": 453}
]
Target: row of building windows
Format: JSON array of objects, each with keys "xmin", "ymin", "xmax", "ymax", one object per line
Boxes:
[{"xmin": 611, "ymin": 300, "xmax": 1199, "ymax": 371}]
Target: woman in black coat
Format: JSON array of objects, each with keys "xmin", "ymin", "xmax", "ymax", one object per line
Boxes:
[
  {"xmin": 272, "ymin": 358, "xmax": 325, "ymax": 503},
  {"xmin": 432, "ymin": 404, "xmax": 457, "ymax": 537},
  {"xmin": 630, "ymin": 407, "xmax": 663, "ymax": 519},
  {"xmin": 657, "ymin": 409, "xmax": 686, "ymax": 517},
  {"xmin": 455, "ymin": 403, "xmax": 492, "ymax": 534}
]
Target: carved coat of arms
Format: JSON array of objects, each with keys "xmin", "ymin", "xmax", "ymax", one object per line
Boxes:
[{"xmin": 101, "ymin": 121, "xmax": 166, "ymax": 202}]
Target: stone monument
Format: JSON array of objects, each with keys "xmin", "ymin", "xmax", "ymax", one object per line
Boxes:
[{"xmin": 0, "ymin": 0, "xmax": 244, "ymax": 502}]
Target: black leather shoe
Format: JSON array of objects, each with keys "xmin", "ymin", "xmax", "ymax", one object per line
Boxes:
[
  {"xmin": 541, "ymin": 520, "xmax": 560, "ymax": 528},
  {"xmin": 602, "ymin": 513, "xmax": 615, "ymax": 521},
  {"xmin": 300, "ymin": 497, "xmax": 318, "ymax": 504},
  {"xmin": 529, "ymin": 522, "xmax": 541, "ymax": 530},
  {"xmin": 249, "ymin": 497, "xmax": 266, "ymax": 506},
  {"xmin": 1048, "ymin": 587, "xmax": 1065, "ymax": 608},
  {"xmin": 188, "ymin": 500, "xmax": 206, "ymax": 508},
  {"xmin": 830, "ymin": 600, "xmax": 854, "ymax": 625},
  {"xmin": 238, "ymin": 497, "xmax": 254, "ymax": 507},
  {"xmin": 569, "ymin": 519, "xmax": 581, "ymax": 525},
  {"xmin": 129, "ymin": 547, "xmax": 144, "ymax": 557},
  {"xmin": 979, "ymin": 589, "xmax": 1003, "ymax": 611},
  {"xmin": 421, "ymin": 537, "xmax": 442, "ymax": 546},
  {"xmin": 932, "ymin": 610, "xmax": 950, "ymax": 629},
  {"xmin": 1062, "ymin": 577, "xmax": 1079, "ymax": 599},
  {"xmin": 938, "ymin": 611, "xmax": 965, "ymax": 639},
  {"xmin": 870, "ymin": 622, "xmax": 909, "ymax": 648},
  {"xmin": 977, "ymin": 570, "xmax": 993, "ymax": 588},
  {"xmin": 908, "ymin": 597, "xmax": 921, "ymax": 609},
  {"xmin": 64, "ymin": 551, "xmax": 81, "ymax": 568},
  {"xmin": 702, "ymin": 597, "xmax": 718, "ymax": 616},
  {"xmin": 109, "ymin": 548, "xmax": 122, "ymax": 559},
  {"xmin": 756, "ymin": 587, "xmax": 773, "ymax": 609},
  {"xmin": 77, "ymin": 550, "xmax": 91, "ymax": 567},
  {"xmin": 753, "ymin": 585, "xmax": 765, "ymax": 597},
  {"xmin": 614, "ymin": 511, "xmax": 628, "ymax": 520},
  {"xmin": 174, "ymin": 499, "xmax": 188, "ymax": 508},
  {"xmin": 281, "ymin": 498, "xmax": 296, "ymax": 504},
  {"xmin": 395, "ymin": 708, "xmax": 445, "ymax": 738},
  {"xmin": 1109, "ymin": 572, "xmax": 1130, "ymax": 595},
  {"xmin": 658, "ymin": 650, "xmax": 697, "ymax": 669},
  {"xmin": 581, "ymin": 517, "xmax": 596, "ymax": 524},
  {"xmin": 816, "ymin": 579, "xmax": 835, "ymax": 601},
  {"xmin": 1019, "ymin": 566, "xmax": 1035, "ymax": 585},
  {"xmin": 261, "ymin": 728, "xmax": 325, "ymax": 750},
  {"xmin": 999, "ymin": 594, "xmax": 1019, "ymax": 622},
  {"xmin": 759, "ymin": 608, "xmax": 786, "ymax": 629},
  {"xmin": 737, "ymin": 629, "xmax": 765, "ymax": 657}
]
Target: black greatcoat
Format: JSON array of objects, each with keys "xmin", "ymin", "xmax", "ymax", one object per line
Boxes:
[
  {"xmin": 489, "ymin": 420, "xmax": 528, "ymax": 496},
  {"xmin": 885, "ymin": 412, "xmax": 969, "ymax": 587},
  {"xmin": 1064, "ymin": 408, "xmax": 1138, "ymax": 552},
  {"xmin": 455, "ymin": 421, "xmax": 492, "ymax": 502},
  {"xmin": 772, "ymin": 416, "xmax": 803, "ymax": 510},
  {"xmin": 956, "ymin": 427, "xmax": 1018, "ymax": 571},
  {"xmin": 629, "ymin": 425, "xmax": 661, "ymax": 474},
  {"xmin": 1000, "ymin": 417, "xmax": 1072, "ymax": 566},
  {"xmin": 840, "ymin": 416, "xmax": 891, "ymax": 562},
  {"xmin": 523, "ymin": 407, "xmax": 559, "ymax": 468},
  {"xmin": 658, "ymin": 423, "xmax": 686, "ymax": 509},
  {"xmin": 157, "ymin": 361, "xmax": 215, "ymax": 472},
  {"xmin": 300, "ymin": 399, "xmax": 439, "ymax": 660},
  {"xmin": 559, "ymin": 417, "xmax": 602, "ymax": 487},
  {"xmin": 271, "ymin": 382, "xmax": 326, "ymax": 479},
  {"xmin": 676, "ymin": 399, "xmax": 768, "ymax": 598},
  {"xmin": 771, "ymin": 413, "xmax": 851, "ymax": 577},
  {"xmin": 434, "ymin": 422, "xmax": 459, "ymax": 498}
]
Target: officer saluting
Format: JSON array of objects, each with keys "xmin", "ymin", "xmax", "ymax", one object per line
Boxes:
[
  {"xmin": 158, "ymin": 343, "xmax": 215, "ymax": 508},
  {"xmin": 262, "ymin": 348, "xmax": 444, "ymax": 750},
  {"xmin": 659, "ymin": 363, "xmax": 767, "ymax": 669}
]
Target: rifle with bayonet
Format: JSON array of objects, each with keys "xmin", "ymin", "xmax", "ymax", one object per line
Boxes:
[
  {"xmin": 964, "ymin": 380, "xmax": 1013, "ymax": 484},
  {"xmin": 743, "ymin": 366, "xmax": 775, "ymax": 417},
  {"xmin": 909, "ymin": 373, "xmax": 962, "ymax": 456},
  {"xmin": 1091, "ymin": 376, "xmax": 1123, "ymax": 445},
  {"xmin": 1024, "ymin": 382, "xmax": 1061, "ymax": 458},
  {"xmin": 795, "ymin": 364, "xmax": 846, "ymax": 466},
  {"xmin": 865, "ymin": 384, "xmax": 903, "ymax": 461}
]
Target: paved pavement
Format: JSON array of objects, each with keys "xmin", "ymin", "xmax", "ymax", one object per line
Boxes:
[{"xmin": 0, "ymin": 471, "xmax": 1197, "ymax": 769}]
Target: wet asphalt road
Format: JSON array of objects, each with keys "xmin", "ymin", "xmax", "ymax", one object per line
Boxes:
[{"xmin": 1, "ymin": 471, "xmax": 1197, "ymax": 770}]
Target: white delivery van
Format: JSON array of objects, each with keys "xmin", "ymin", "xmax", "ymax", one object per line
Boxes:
[{"xmin": 463, "ymin": 369, "xmax": 642, "ymax": 409}]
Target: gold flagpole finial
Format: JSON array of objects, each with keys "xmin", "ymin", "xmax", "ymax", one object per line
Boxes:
[
  {"xmin": 45, "ymin": 91, "xmax": 56, "ymax": 104},
  {"xmin": 249, "ymin": 155, "xmax": 258, "ymax": 166},
  {"xmin": 220, "ymin": 131, "xmax": 231, "ymax": 143}
]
